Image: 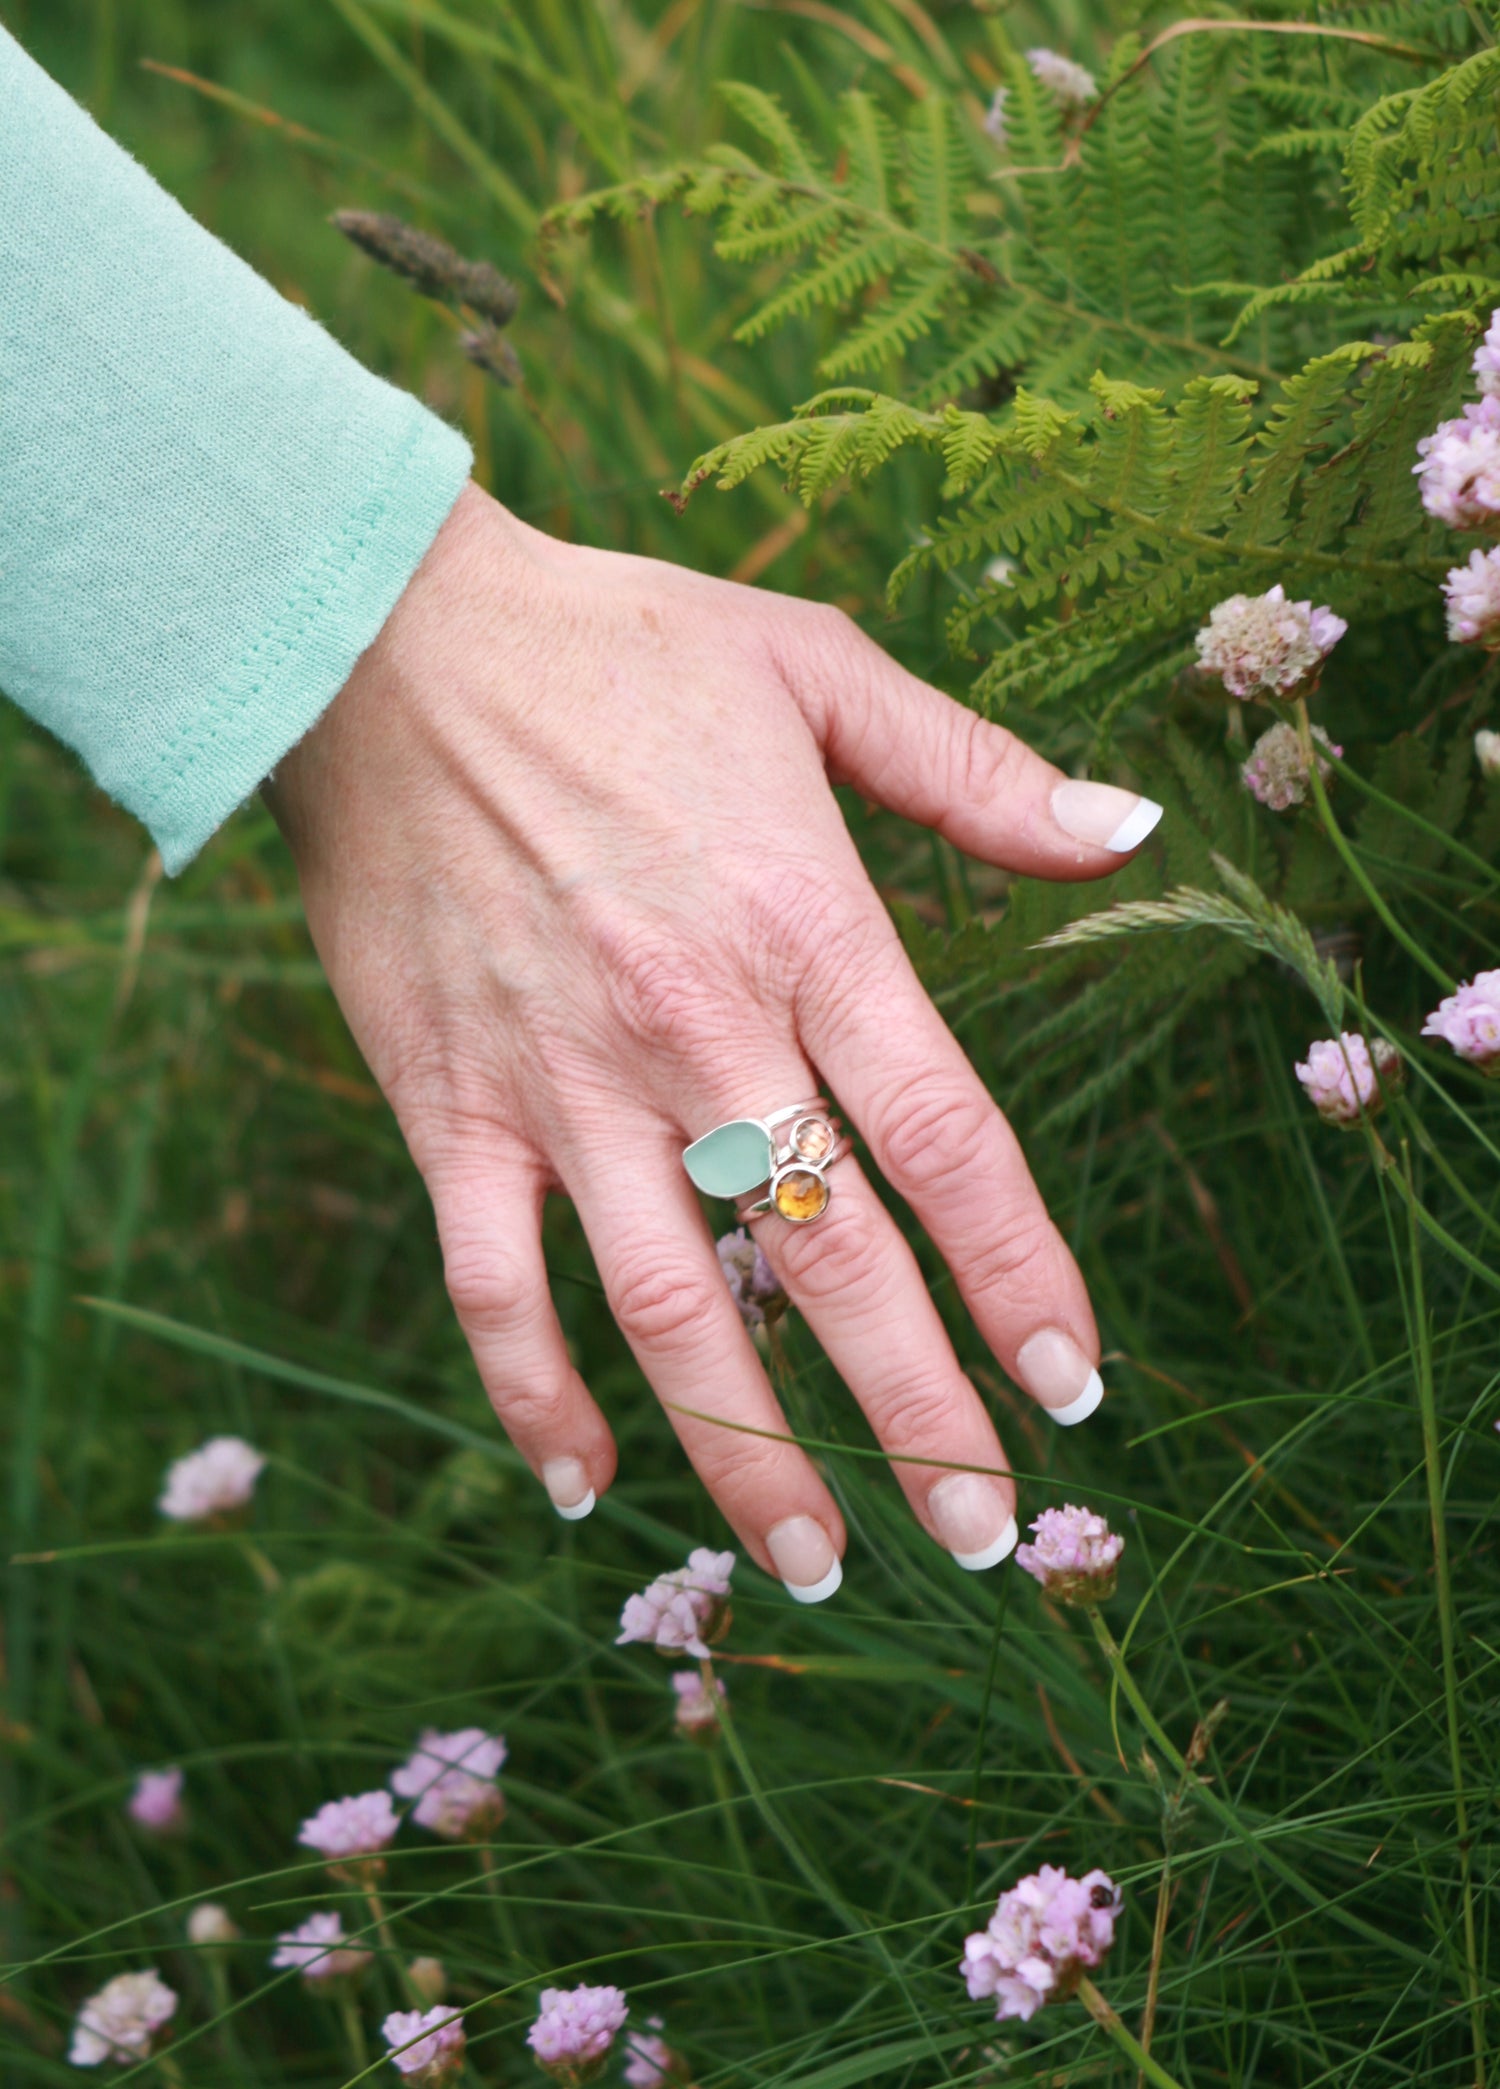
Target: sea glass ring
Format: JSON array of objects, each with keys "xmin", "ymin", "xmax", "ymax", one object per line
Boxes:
[{"xmin": 682, "ymin": 1099, "xmax": 848, "ymax": 1226}]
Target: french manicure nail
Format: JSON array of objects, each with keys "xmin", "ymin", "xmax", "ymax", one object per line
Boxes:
[
  {"xmin": 766, "ymin": 1515, "xmax": 843, "ymax": 1604},
  {"xmin": 1016, "ymin": 1328, "xmax": 1104, "ymax": 1426},
  {"xmin": 1051, "ymin": 780, "xmax": 1164, "ymax": 854},
  {"xmin": 927, "ymin": 1472, "xmax": 1018, "ymax": 1572},
  {"xmin": 542, "ymin": 1456, "xmax": 595, "ymax": 1522}
]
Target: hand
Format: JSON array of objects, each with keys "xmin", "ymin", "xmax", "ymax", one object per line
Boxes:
[{"xmin": 267, "ymin": 483, "xmax": 1160, "ymax": 1598}]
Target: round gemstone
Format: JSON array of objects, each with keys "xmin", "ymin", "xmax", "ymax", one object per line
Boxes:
[
  {"xmin": 773, "ymin": 1167, "xmax": 830, "ymax": 1223},
  {"xmin": 791, "ymin": 1115, "xmax": 835, "ymax": 1163}
]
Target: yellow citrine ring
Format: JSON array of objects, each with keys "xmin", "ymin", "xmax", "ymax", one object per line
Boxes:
[{"xmin": 682, "ymin": 1099, "xmax": 849, "ymax": 1225}]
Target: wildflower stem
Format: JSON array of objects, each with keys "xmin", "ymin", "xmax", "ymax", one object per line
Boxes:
[
  {"xmin": 1136, "ymin": 1842, "xmax": 1173, "ymax": 2087},
  {"xmin": 1075, "ymin": 1975, "xmax": 1188, "ymax": 2089},
  {"xmin": 337, "ymin": 1988, "xmax": 369, "ymax": 2074},
  {"xmin": 1401, "ymin": 1144, "xmax": 1487, "ymax": 2086}
]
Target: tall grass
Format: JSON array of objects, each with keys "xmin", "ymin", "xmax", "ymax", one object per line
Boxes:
[{"xmin": 2, "ymin": 3, "xmax": 1497, "ymax": 2085}]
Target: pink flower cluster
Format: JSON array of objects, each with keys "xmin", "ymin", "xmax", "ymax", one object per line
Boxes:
[
  {"xmin": 624, "ymin": 2019, "xmax": 687, "ymax": 2089},
  {"xmin": 271, "ymin": 1911, "xmax": 372, "ymax": 1985},
  {"xmin": 1196, "ymin": 585, "xmax": 1345, "ymax": 700},
  {"xmin": 716, "ymin": 1228, "xmax": 786, "ymax": 1331},
  {"xmin": 69, "ymin": 1970, "xmax": 178, "ymax": 2066},
  {"xmin": 1026, "ymin": 48, "xmax": 1096, "ymax": 107},
  {"xmin": 158, "ymin": 1435, "xmax": 265, "ymax": 1522},
  {"xmin": 672, "ymin": 1668, "xmax": 726, "ymax": 1740},
  {"xmin": 527, "ymin": 1983, "xmax": 629, "ymax": 2079},
  {"xmin": 382, "ymin": 2006, "xmax": 467, "ymax": 2085},
  {"xmin": 1422, "ymin": 972, "xmax": 1500, "ymax": 1072},
  {"xmin": 298, "ymin": 1789, "xmax": 400, "ymax": 1864},
  {"xmin": 1444, "ymin": 546, "xmax": 1500, "ymax": 644},
  {"xmin": 962, "ymin": 1866, "xmax": 1122, "ymax": 2022},
  {"xmin": 1295, "ymin": 1033, "xmax": 1402, "ymax": 1126},
  {"xmin": 617, "ymin": 1548, "xmax": 735, "ymax": 1660},
  {"xmin": 391, "ymin": 1727, "xmax": 507, "ymax": 1841},
  {"xmin": 1015, "ymin": 1504, "xmax": 1124, "ymax": 1604},
  {"xmin": 128, "ymin": 1766, "xmax": 185, "ymax": 1834},
  {"xmin": 1416, "ymin": 394, "xmax": 1500, "ymax": 529},
  {"xmin": 1242, "ymin": 722, "xmax": 1341, "ymax": 811}
]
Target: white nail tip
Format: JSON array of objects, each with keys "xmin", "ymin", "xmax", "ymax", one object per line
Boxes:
[
  {"xmin": 1049, "ymin": 1370, "xmax": 1104, "ymax": 1428},
  {"xmin": 552, "ymin": 1489, "xmax": 596, "ymax": 1522},
  {"xmin": 950, "ymin": 1515, "xmax": 1019, "ymax": 1574},
  {"xmin": 1104, "ymin": 797, "xmax": 1164, "ymax": 853},
  {"xmin": 783, "ymin": 1556, "xmax": 844, "ymax": 1605}
]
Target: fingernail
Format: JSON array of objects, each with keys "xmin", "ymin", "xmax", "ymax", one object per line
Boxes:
[
  {"xmin": 1015, "ymin": 1328, "xmax": 1104, "ymax": 1426},
  {"xmin": 766, "ymin": 1515, "xmax": 843, "ymax": 1604},
  {"xmin": 542, "ymin": 1457, "xmax": 595, "ymax": 1521},
  {"xmin": 927, "ymin": 1472, "xmax": 1018, "ymax": 1572},
  {"xmin": 1051, "ymin": 780, "xmax": 1163, "ymax": 854}
]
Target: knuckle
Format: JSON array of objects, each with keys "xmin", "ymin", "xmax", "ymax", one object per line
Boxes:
[
  {"xmin": 773, "ymin": 1197, "xmax": 887, "ymax": 1308},
  {"xmin": 488, "ymin": 1376, "xmax": 573, "ymax": 1442},
  {"xmin": 963, "ymin": 1205, "xmax": 1060, "ymax": 1306},
  {"xmin": 593, "ymin": 916, "xmax": 722, "ymax": 1057},
  {"xmin": 872, "ymin": 1076, "xmax": 995, "ymax": 1197},
  {"xmin": 609, "ymin": 1251, "xmax": 722, "ymax": 1353},
  {"xmin": 692, "ymin": 1428, "xmax": 786, "ymax": 1499},
  {"xmin": 873, "ymin": 1376, "xmax": 963, "ymax": 1450},
  {"xmin": 442, "ymin": 1241, "xmax": 535, "ymax": 1331},
  {"xmin": 952, "ymin": 711, "xmax": 1027, "ymax": 808}
]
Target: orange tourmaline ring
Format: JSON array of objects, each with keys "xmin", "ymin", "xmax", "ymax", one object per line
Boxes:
[{"xmin": 681, "ymin": 1099, "xmax": 849, "ymax": 1226}]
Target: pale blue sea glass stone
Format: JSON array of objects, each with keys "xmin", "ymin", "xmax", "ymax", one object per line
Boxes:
[{"xmin": 682, "ymin": 1118, "xmax": 775, "ymax": 1198}]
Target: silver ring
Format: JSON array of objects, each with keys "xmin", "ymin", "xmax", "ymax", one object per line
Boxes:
[{"xmin": 682, "ymin": 1097, "xmax": 848, "ymax": 1225}]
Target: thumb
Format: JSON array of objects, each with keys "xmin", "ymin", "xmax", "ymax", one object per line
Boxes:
[{"xmin": 792, "ymin": 608, "xmax": 1162, "ymax": 878}]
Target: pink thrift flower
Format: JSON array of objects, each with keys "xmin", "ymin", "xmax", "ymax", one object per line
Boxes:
[
  {"xmin": 528, "ymin": 1984, "xmax": 629, "ymax": 2079},
  {"xmin": 1475, "ymin": 309, "xmax": 1500, "ymax": 398},
  {"xmin": 1414, "ymin": 396, "xmax": 1500, "ymax": 527},
  {"xmin": 186, "ymin": 1903, "xmax": 239, "ymax": 1949},
  {"xmin": 391, "ymin": 1728, "xmax": 506, "ymax": 1841},
  {"xmin": 1196, "ymin": 585, "xmax": 1346, "ymax": 700},
  {"xmin": 624, "ymin": 2019, "xmax": 687, "ymax": 2089},
  {"xmin": 1026, "ymin": 49, "xmax": 1097, "ymax": 108},
  {"xmin": 298, "ymin": 1790, "xmax": 400, "ymax": 1865},
  {"xmin": 717, "ymin": 1228, "xmax": 787, "ymax": 1330},
  {"xmin": 127, "ymin": 1767, "xmax": 185, "ymax": 1835},
  {"xmin": 1423, "ymin": 972, "xmax": 1500, "ymax": 1072},
  {"xmin": 1476, "ymin": 729, "xmax": 1500, "ymax": 778},
  {"xmin": 1241, "ymin": 722, "xmax": 1341, "ymax": 811},
  {"xmin": 158, "ymin": 1435, "xmax": 265, "ymax": 1522},
  {"xmin": 982, "ymin": 87, "xmax": 1009, "ymax": 148},
  {"xmin": 962, "ymin": 1866, "xmax": 1122, "ymax": 2022},
  {"xmin": 1295, "ymin": 1032, "xmax": 1402, "ymax": 1125},
  {"xmin": 1014, "ymin": 1504, "xmax": 1124, "ymax": 1605},
  {"xmin": 672, "ymin": 1668, "xmax": 726, "ymax": 1741},
  {"xmin": 617, "ymin": 1549, "xmax": 735, "ymax": 1660},
  {"xmin": 382, "ymin": 2007, "xmax": 467, "ymax": 2085},
  {"xmin": 1445, "ymin": 547, "xmax": 1500, "ymax": 644},
  {"xmin": 271, "ymin": 1911, "xmax": 372, "ymax": 1985},
  {"xmin": 406, "ymin": 1958, "xmax": 449, "ymax": 2006},
  {"xmin": 69, "ymin": 1970, "xmax": 178, "ymax": 2066}
]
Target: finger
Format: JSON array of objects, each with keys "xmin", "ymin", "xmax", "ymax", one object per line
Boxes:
[
  {"xmin": 682, "ymin": 1056, "xmax": 1021, "ymax": 1574},
  {"xmin": 425, "ymin": 1136, "xmax": 617, "ymax": 1521},
  {"xmin": 799, "ymin": 919, "xmax": 1105, "ymax": 1430},
  {"xmin": 790, "ymin": 607, "xmax": 1162, "ymax": 876},
  {"xmin": 566, "ymin": 1134, "xmax": 848, "ymax": 1603}
]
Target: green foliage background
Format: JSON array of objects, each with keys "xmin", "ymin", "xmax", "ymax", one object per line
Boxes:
[{"xmin": 2, "ymin": 3, "xmax": 1499, "ymax": 2086}]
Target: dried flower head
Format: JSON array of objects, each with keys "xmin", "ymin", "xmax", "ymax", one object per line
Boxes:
[
  {"xmin": 331, "ymin": 211, "xmax": 518, "ymax": 325},
  {"xmin": 391, "ymin": 1728, "xmax": 506, "ymax": 1841},
  {"xmin": 460, "ymin": 324, "xmax": 523, "ymax": 389},
  {"xmin": 716, "ymin": 1227, "xmax": 788, "ymax": 1330},
  {"xmin": 382, "ymin": 2007, "xmax": 467, "ymax": 2085},
  {"xmin": 527, "ymin": 1984, "xmax": 629, "ymax": 2082},
  {"xmin": 271, "ymin": 1912, "xmax": 372, "ymax": 1986},
  {"xmin": 617, "ymin": 1549, "xmax": 735, "ymax": 1660},
  {"xmin": 1476, "ymin": 309, "xmax": 1500, "ymax": 398},
  {"xmin": 1476, "ymin": 728, "xmax": 1500, "ymax": 778},
  {"xmin": 127, "ymin": 1766, "xmax": 185, "ymax": 1835},
  {"xmin": 186, "ymin": 1903, "xmax": 239, "ymax": 1950},
  {"xmin": 962, "ymin": 1866, "xmax": 1122, "ymax": 2022},
  {"xmin": 406, "ymin": 1958, "xmax": 449, "ymax": 2007},
  {"xmin": 983, "ymin": 86, "xmax": 1009, "ymax": 148},
  {"xmin": 158, "ymin": 1436, "xmax": 265, "ymax": 1523},
  {"xmin": 1014, "ymin": 1504, "xmax": 1124, "ymax": 1604},
  {"xmin": 1196, "ymin": 585, "xmax": 1346, "ymax": 700},
  {"xmin": 672, "ymin": 1668, "xmax": 726, "ymax": 1742},
  {"xmin": 69, "ymin": 1970, "xmax": 178, "ymax": 2067},
  {"xmin": 298, "ymin": 1790, "xmax": 400, "ymax": 1867},
  {"xmin": 1295, "ymin": 1032, "xmax": 1403, "ymax": 1125},
  {"xmin": 1026, "ymin": 49, "xmax": 1097, "ymax": 108},
  {"xmin": 624, "ymin": 2019, "xmax": 689, "ymax": 2089},
  {"xmin": 1445, "ymin": 547, "xmax": 1500, "ymax": 644},
  {"xmin": 1241, "ymin": 721, "xmax": 1341, "ymax": 811},
  {"xmin": 1422, "ymin": 972, "xmax": 1500, "ymax": 1072},
  {"xmin": 1414, "ymin": 396, "xmax": 1500, "ymax": 528}
]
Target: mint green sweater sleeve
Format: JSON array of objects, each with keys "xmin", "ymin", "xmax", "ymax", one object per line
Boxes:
[{"xmin": 0, "ymin": 29, "xmax": 473, "ymax": 873}]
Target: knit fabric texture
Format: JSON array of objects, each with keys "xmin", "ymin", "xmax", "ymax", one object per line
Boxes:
[{"xmin": 0, "ymin": 28, "xmax": 473, "ymax": 872}]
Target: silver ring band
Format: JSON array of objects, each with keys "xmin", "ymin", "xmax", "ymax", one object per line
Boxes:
[{"xmin": 682, "ymin": 1098, "xmax": 848, "ymax": 1224}]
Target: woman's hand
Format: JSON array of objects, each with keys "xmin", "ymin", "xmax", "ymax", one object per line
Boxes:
[{"xmin": 267, "ymin": 483, "xmax": 1160, "ymax": 1598}]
